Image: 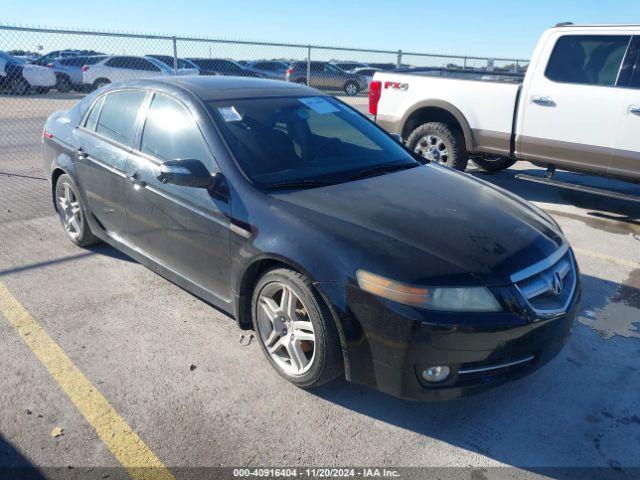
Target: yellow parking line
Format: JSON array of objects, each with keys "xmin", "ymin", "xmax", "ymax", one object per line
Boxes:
[
  {"xmin": 573, "ymin": 247, "xmax": 640, "ymax": 270},
  {"xmin": 0, "ymin": 281, "xmax": 175, "ymax": 480}
]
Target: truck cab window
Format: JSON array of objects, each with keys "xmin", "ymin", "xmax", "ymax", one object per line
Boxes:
[{"xmin": 545, "ymin": 35, "xmax": 631, "ymax": 86}]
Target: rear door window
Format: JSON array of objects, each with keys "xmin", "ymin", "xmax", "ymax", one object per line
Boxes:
[
  {"xmin": 545, "ymin": 35, "xmax": 631, "ymax": 86},
  {"xmin": 95, "ymin": 90, "xmax": 147, "ymax": 145},
  {"xmin": 83, "ymin": 95, "xmax": 106, "ymax": 131}
]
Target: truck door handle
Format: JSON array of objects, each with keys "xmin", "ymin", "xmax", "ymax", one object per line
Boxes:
[
  {"xmin": 629, "ymin": 105, "xmax": 640, "ymax": 116},
  {"xmin": 75, "ymin": 147, "xmax": 88, "ymax": 159},
  {"xmin": 126, "ymin": 171, "xmax": 146, "ymax": 188},
  {"xmin": 531, "ymin": 96, "xmax": 555, "ymax": 106}
]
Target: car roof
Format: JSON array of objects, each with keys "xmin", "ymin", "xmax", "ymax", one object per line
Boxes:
[{"xmin": 112, "ymin": 76, "xmax": 320, "ymax": 101}]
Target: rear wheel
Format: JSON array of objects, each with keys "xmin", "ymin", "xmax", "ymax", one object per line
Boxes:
[
  {"xmin": 56, "ymin": 74, "xmax": 72, "ymax": 93},
  {"xmin": 55, "ymin": 174, "xmax": 100, "ymax": 247},
  {"xmin": 344, "ymin": 81, "xmax": 359, "ymax": 96},
  {"xmin": 295, "ymin": 77, "xmax": 307, "ymax": 86},
  {"xmin": 252, "ymin": 268, "xmax": 342, "ymax": 389},
  {"xmin": 406, "ymin": 122, "xmax": 468, "ymax": 171},
  {"xmin": 10, "ymin": 77, "xmax": 29, "ymax": 96},
  {"xmin": 470, "ymin": 154, "xmax": 517, "ymax": 173}
]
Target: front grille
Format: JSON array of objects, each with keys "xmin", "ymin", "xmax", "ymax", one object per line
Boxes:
[{"xmin": 512, "ymin": 244, "xmax": 577, "ymax": 315}]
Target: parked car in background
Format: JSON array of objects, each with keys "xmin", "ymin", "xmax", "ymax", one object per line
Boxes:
[
  {"xmin": 82, "ymin": 55, "xmax": 173, "ymax": 90},
  {"xmin": 186, "ymin": 58, "xmax": 263, "ymax": 77},
  {"xmin": 286, "ymin": 61, "xmax": 368, "ymax": 95},
  {"xmin": 31, "ymin": 50, "xmax": 103, "ymax": 67},
  {"xmin": 0, "ymin": 51, "xmax": 56, "ymax": 95},
  {"xmin": 244, "ymin": 60, "xmax": 289, "ymax": 80},
  {"xmin": 351, "ymin": 67, "xmax": 381, "ymax": 85},
  {"xmin": 367, "ymin": 63, "xmax": 395, "ymax": 71},
  {"xmin": 49, "ymin": 55, "xmax": 107, "ymax": 92},
  {"xmin": 145, "ymin": 55, "xmax": 200, "ymax": 75},
  {"xmin": 330, "ymin": 61, "xmax": 370, "ymax": 72},
  {"xmin": 370, "ymin": 23, "xmax": 640, "ymax": 190},
  {"xmin": 7, "ymin": 50, "xmax": 39, "ymax": 62},
  {"xmin": 43, "ymin": 76, "xmax": 580, "ymax": 400}
]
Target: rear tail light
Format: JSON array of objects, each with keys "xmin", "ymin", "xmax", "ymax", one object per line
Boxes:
[
  {"xmin": 369, "ymin": 80, "xmax": 382, "ymax": 115},
  {"xmin": 46, "ymin": 63, "xmax": 54, "ymax": 68},
  {"xmin": 82, "ymin": 65, "xmax": 89, "ymax": 73},
  {"xmin": 286, "ymin": 68, "xmax": 293, "ymax": 77}
]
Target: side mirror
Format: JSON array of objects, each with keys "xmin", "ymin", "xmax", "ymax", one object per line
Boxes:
[
  {"xmin": 157, "ymin": 159, "xmax": 214, "ymax": 189},
  {"xmin": 390, "ymin": 133, "xmax": 403, "ymax": 143}
]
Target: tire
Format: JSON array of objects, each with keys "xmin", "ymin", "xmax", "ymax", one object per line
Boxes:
[
  {"xmin": 10, "ymin": 77, "xmax": 29, "ymax": 96},
  {"xmin": 295, "ymin": 77, "xmax": 307, "ymax": 86},
  {"xmin": 54, "ymin": 174, "xmax": 100, "ymax": 247},
  {"xmin": 251, "ymin": 268, "xmax": 343, "ymax": 389},
  {"xmin": 470, "ymin": 155, "xmax": 517, "ymax": 173},
  {"xmin": 406, "ymin": 122, "xmax": 469, "ymax": 171},
  {"xmin": 56, "ymin": 74, "xmax": 72, "ymax": 93},
  {"xmin": 92, "ymin": 78, "xmax": 110, "ymax": 91},
  {"xmin": 344, "ymin": 81, "xmax": 359, "ymax": 96}
]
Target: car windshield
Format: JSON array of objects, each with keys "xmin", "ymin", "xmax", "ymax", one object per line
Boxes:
[
  {"xmin": 208, "ymin": 96, "xmax": 419, "ymax": 189},
  {"xmin": 146, "ymin": 57, "xmax": 173, "ymax": 73}
]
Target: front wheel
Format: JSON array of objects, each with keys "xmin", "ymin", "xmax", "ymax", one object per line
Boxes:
[
  {"xmin": 55, "ymin": 174, "xmax": 100, "ymax": 247},
  {"xmin": 252, "ymin": 268, "xmax": 342, "ymax": 389},
  {"xmin": 406, "ymin": 122, "xmax": 468, "ymax": 171},
  {"xmin": 56, "ymin": 74, "xmax": 72, "ymax": 93},
  {"xmin": 470, "ymin": 155, "xmax": 517, "ymax": 173}
]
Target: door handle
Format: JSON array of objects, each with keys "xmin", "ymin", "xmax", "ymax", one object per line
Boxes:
[
  {"xmin": 75, "ymin": 147, "xmax": 88, "ymax": 159},
  {"xmin": 531, "ymin": 95, "xmax": 555, "ymax": 106},
  {"xmin": 126, "ymin": 171, "xmax": 147, "ymax": 188},
  {"xmin": 629, "ymin": 105, "xmax": 640, "ymax": 116}
]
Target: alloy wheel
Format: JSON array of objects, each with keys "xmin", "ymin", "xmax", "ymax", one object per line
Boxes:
[
  {"xmin": 414, "ymin": 135, "xmax": 449, "ymax": 164},
  {"xmin": 256, "ymin": 282, "xmax": 316, "ymax": 376},
  {"xmin": 57, "ymin": 183, "xmax": 82, "ymax": 240},
  {"xmin": 345, "ymin": 83, "xmax": 358, "ymax": 96}
]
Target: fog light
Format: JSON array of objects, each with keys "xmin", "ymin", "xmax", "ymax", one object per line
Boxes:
[{"xmin": 422, "ymin": 366, "xmax": 450, "ymax": 383}]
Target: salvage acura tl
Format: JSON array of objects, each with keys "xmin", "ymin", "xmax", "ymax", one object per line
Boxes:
[{"xmin": 42, "ymin": 77, "xmax": 581, "ymax": 400}]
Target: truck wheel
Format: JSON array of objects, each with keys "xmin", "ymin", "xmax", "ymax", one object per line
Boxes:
[
  {"xmin": 470, "ymin": 155, "xmax": 517, "ymax": 173},
  {"xmin": 406, "ymin": 122, "xmax": 468, "ymax": 171}
]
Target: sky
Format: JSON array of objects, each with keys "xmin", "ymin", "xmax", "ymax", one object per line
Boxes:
[{"xmin": 2, "ymin": 0, "xmax": 640, "ymax": 60}]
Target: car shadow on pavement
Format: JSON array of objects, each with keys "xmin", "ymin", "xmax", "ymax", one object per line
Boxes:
[
  {"xmin": 311, "ymin": 272, "xmax": 640, "ymax": 476},
  {"xmin": 0, "ymin": 435, "xmax": 46, "ymax": 479},
  {"xmin": 470, "ymin": 167, "xmax": 640, "ymax": 223}
]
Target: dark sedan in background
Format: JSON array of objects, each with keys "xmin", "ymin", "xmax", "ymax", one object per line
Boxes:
[
  {"xmin": 186, "ymin": 58, "xmax": 263, "ymax": 77},
  {"xmin": 42, "ymin": 77, "xmax": 580, "ymax": 400},
  {"xmin": 286, "ymin": 61, "xmax": 368, "ymax": 95}
]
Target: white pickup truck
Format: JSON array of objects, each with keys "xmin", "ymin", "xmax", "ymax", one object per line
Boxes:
[{"xmin": 370, "ymin": 24, "xmax": 640, "ymax": 186}]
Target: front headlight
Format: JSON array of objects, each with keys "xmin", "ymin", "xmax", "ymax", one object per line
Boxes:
[{"xmin": 356, "ymin": 270, "xmax": 502, "ymax": 312}]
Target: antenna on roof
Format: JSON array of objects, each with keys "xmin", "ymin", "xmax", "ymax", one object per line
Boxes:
[{"xmin": 554, "ymin": 22, "xmax": 574, "ymax": 27}]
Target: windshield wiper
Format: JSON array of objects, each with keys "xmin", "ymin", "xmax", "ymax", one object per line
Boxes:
[
  {"xmin": 265, "ymin": 179, "xmax": 335, "ymax": 191},
  {"xmin": 348, "ymin": 162, "xmax": 418, "ymax": 181}
]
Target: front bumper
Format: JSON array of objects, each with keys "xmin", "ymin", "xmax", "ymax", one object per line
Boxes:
[{"xmin": 334, "ymin": 278, "xmax": 581, "ymax": 401}]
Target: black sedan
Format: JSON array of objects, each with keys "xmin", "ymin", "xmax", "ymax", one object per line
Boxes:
[{"xmin": 42, "ymin": 77, "xmax": 580, "ymax": 400}]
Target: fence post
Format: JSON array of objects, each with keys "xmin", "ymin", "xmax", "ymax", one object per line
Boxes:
[
  {"xmin": 306, "ymin": 45, "xmax": 311, "ymax": 86},
  {"xmin": 396, "ymin": 49, "xmax": 402, "ymax": 69},
  {"xmin": 463, "ymin": 57, "xmax": 467, "ymax": 70},
  {"xmin": 513, "ymin": 60, "xmax": 518, "ymax": 73},
  {"xmin": 172, "ymin": 36, "xmax": 178, "ymax": 75}
]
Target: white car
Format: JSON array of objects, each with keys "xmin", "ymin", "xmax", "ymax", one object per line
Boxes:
[
  {"xmin": 82, "ymin": 55, "xmax": 174, "ymax": 90},
  {"xmin": 0, "ymin": 51, "xmax": 56, "ymax": 95},
  {"xmin": 371, "ymin": 23, "xmax": 640, "ymax": 185}
]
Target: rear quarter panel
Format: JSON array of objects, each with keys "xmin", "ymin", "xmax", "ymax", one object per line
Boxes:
[{"xmin": 374, "ymin": 72, "xmax": 520, "ymax": 151}]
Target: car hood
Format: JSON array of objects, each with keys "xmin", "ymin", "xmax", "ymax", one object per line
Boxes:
[{"xmin": 272, "ymin": 164, "xmax": 564, "ymax": 286}]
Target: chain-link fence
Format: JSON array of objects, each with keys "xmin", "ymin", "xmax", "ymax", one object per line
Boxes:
[{"xmin": 0, "ymin": 24, "xmax": 528, "ymax": 211}]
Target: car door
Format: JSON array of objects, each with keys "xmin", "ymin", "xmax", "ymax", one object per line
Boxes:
[
  {"xmin": 74, "ymin": 89, "xmax": 148, "ymax": 235},
  {"xmin": 123, "ymin": 92, "xmax": 231, "ymax": 300},
  {"xmin": 611, "ymin": 35, "xmax": 640, "ymax": 181},
  {"xmin": 517, "ymin": 33, "xmax": 632, "ymax": 175}
]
